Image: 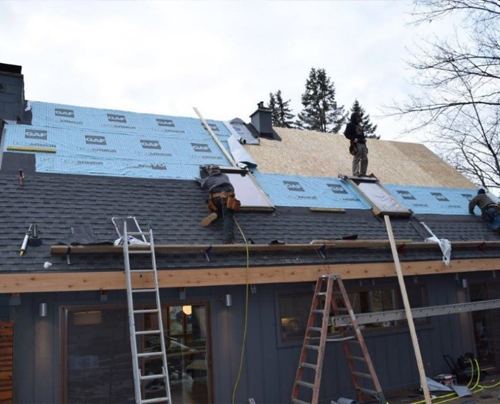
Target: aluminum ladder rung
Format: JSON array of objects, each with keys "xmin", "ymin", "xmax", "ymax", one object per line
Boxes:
[
  {"xmin": 141, "ymin": 373, "xmax": 166, "ymax": 381},
  {"xmin": 352, "ymin": 371, "xmax": 373, "ymax": 379},
  {"xmin": 357, "ymin": 387, "xmax": 378, "ymax": 396},
  {"xmin": 134, "ymin": 309, "xmax": 159, "ymax": 314},
  {"xmin": 137, "ymin": 351, "xmax": 165, "ymax": 358},
  {"xmin": 304, "ymin": 344, "xmax": 319, "ymax": 351},
  {"xmin": 308, "ymin": 326, "xmax": 323, "ymax": 332},
  {"xmin": 296, "ymin": 380, "xmax": 315, "ymax": 389},
  {"xmin": 123, "ymin": 220, "xmax": 172, "ymax": 404},
  {"xmin": 300, "ymin": 362, "xmax": 317, "ymax": 370},
  {"xmin": 141, "ymin": 397, "xmax": 170, "ymax": 403},
  {"xmin": 128, "ymin": 231, "xmax": 150, "ymax": 236},
  {"xmin": 132, "ymin": 288, "xmax": 156, "ymax": 293},
  {"xmin": 311, "ymin": 309, "xmax": 325, "ymax": 314},
  {"xmin": 292, "ymin": 400, "xmax": 310, "ymax": 404},
  {"xmin": 135, "ymin": 329, "xmax": 161, "ymax": 335}
]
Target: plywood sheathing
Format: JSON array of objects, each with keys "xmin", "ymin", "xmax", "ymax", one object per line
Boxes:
[{"xmin": 244, "ymin": 128, "xmax": 475, "ymax": 189}]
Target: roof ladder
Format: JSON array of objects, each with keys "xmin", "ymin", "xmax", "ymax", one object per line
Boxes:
[
  {"xmin": 123, "ymin": 220, "xmax": 172, "ymax": 404},
  {"xmin": 291, "ymin": 274, "xmax": 387, "ymax": 404}
]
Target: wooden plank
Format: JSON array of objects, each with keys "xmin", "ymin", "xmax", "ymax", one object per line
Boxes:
[
  {"xmin": 0, "ymin": 259, "xmax": 497, "ymax": 292},
  {"xmin": 50, "ymin": 239, "xmax": 500, "ymax": 255},
  {"xmin": 385, "ymin": 216, "xmax": 432, "ymax": 404}
]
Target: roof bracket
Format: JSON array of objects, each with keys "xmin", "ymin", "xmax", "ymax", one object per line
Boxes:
[
  {"xmin": 397, "ymin": 243, "xmax": 406, "ymax": 256},
  {"xmin": 318, "ymin": 245, "xmax": 327, "ymax": 259},
  {"xmin": 476, "ymin": 242, "xmax": 486, "ymax": 253},
  {"xmin": 66, "ymin": 246, "xmax": 71, "ymax": 265},
  {"xmin": 204, "ymin": 246, "xmax": 212, "ymax": 262}
]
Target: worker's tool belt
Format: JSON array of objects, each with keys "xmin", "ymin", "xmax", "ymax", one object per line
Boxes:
[
  {"xmin": 485, "ymin": 203, "xmax": 500, "ymax": 212},
  {"xmin": 209, "ymin": 191, "xmax": 241, "ymax": 212},
  {"xmin": 349, "ymin": 142, "xmax": 358, "ymax": 156}
]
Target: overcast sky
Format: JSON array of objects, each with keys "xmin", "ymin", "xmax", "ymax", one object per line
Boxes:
[{"xmin": 1, "ymin": 1, "xmax": 457, "ymax": 141}]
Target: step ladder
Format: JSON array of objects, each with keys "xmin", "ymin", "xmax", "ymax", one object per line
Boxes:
[
  {"xmin": 123, "ymin": 221, "xmax": 172, "ymax": 404},
  {"xmin": 291, "ymin": 274, "xmax": 386, "ymax": 404}
]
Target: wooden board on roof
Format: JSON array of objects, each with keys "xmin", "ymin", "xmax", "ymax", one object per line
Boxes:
[{"xmin": 244, "ymin": 128, "xmax": 475, "ymax": 189}]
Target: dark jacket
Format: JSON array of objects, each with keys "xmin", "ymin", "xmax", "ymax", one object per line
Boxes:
[
  {"xmin": 469, "ymin": 193, "xmax": 496, "ymax": 214},
  {"xmin": 201, "ymin": 171, "xmax": 234, "ymax": 193},
  {"xmin": 344, "ymin": 113, "xmax": 366, "ymax": 144}
]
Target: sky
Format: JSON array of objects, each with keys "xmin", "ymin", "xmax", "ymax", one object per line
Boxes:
[{"xmin": 1, "ymin": 0, "xmax": 458, "ymax": 141}]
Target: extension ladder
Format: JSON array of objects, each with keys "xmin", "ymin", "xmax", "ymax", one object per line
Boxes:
[
  {"xmin": 123, "ymin": 221, "xmax": 172, "ymax": 404},
  {"xmin": 291, "ymin": 274, "xmax": 386, "ymax": 404}
]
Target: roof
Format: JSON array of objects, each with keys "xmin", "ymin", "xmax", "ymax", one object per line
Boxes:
[
  {"xmin": 248, "ymin": 127, "xmax": 476, "ymax": 188},
  {"xmin": 0, "ymin": 170, "xmax": 498, "ymax": 274},
  {"xmin": 0, "ymin": 100, "xmax": 498, "ymax": 276}
]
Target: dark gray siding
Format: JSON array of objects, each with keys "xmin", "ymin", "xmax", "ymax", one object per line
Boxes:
[{"xmin": 7, "ymin": 272, "xmax": 494, "ymax": 404}]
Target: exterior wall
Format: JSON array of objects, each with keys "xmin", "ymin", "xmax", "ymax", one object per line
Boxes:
[{"xmin": 7, "ymin": 272, "xmax": 495, "ymax": 404}]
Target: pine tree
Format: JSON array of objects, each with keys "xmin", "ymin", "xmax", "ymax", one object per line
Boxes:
[
  {"xmin": 297, "ymin": 68, "xmax": 345, "ymax": 133},
  {"xmin": 269, "ymin": 90, "xmax": 295, "ymax": 128},
  {"xmin": 348, "ymin": 99, "xmax": 379, "ymax": 139},
  {"xmin": 269, "ymin": 92, "xmax": 279, "ymax": 125}
]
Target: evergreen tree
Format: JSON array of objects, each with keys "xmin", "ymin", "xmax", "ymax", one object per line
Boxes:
[
  {"xmin": 297, "ymin": 68, "xmax": 345, "ymax": 133},
  {"xmin": 269, "ymin": 90, "xmax": 295, "ymax": 128},
  {"xmin": 348, "ymin": 99, "xmax": 380, "ymax": 139}
]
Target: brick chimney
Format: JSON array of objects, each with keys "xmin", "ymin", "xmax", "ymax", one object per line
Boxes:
[
  {"xmin": 0, "ymin": 63, "xmax": 27, "ymax": 122},
  {"xmin": 249, "ymin": 101, "xmax": 273, "ymax": 136}
]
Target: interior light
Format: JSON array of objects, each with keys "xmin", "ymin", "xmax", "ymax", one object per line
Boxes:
[
  {"xmin": 182, "ymin": 305, "xmax": 192, "ymax": 316},
  {"xmin": 73, "ymin": 311, "xmax": 102, "ymax": 325}
]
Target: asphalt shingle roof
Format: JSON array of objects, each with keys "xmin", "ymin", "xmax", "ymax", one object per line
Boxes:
[{"xmin": 0, "ymin": 171, "xmax": 498, "ymax": 273}]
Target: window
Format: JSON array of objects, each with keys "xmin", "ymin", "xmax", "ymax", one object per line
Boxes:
[
  {"xmin": 278, "ymin": 282, "xmax": 428, "ymax": 343},
  {"xmin": 62, "ymin": 303, "xmax": 210, "ymax": 404}
]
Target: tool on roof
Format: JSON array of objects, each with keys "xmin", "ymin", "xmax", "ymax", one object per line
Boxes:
[
  {"xmin": 19, "ymin": 169, "xmax": 24, "ymax": 186},
  {"xmin": 19, "ymin": 224, "xmax": 42, "ymax": 256},
  {"xmin": 122, "ymin": 218, "xmax": 172, "ymax": 404},
  {"xmin": 291, "ymin": 274, "xmax": 386, "ymax": 404}
]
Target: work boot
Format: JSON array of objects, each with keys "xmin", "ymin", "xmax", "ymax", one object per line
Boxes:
[{"xmin": 201, "ymin": 213, "xmax": 218, "ymax": 227}]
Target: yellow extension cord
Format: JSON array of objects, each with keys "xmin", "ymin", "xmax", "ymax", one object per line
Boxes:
[
  {"xmin": 231, "ymin": 218, "xmax": 250, "ymax": 404},
  {"xmin": 412, "ymin": 359, "xmax": 500, "ymax": 404}
]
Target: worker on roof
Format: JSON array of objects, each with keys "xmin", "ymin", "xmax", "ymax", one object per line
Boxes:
[
  {"xmin": 344, "ymin": 112, "xmax": 368, "ymax": 177},
  {"xmin": 200, "ymin": 165, "xmax": 240, "ymax": 244},
  {"xmin": 468, "ymin": 189, "xmax": 500, "ymax": 234}
]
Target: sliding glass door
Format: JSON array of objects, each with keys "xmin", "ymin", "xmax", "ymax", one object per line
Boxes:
[{"xmin": 62, "ymin": 303, "xmax": 211, "ymax": 403}]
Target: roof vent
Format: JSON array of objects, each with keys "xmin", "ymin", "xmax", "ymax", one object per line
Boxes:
[{"xmin": 250, "ymin": 102, "xmax": 273, "ymax": 136}]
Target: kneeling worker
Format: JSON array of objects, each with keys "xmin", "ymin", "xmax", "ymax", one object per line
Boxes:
[
  {"xmin": 469, "ymin": 188, "xmax": 500, "ymax": 234},
  {"xmin": 200, "ymin": 165, "xmax": 240, "ymax": 244}
]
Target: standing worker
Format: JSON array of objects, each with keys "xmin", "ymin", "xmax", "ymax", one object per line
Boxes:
[
  {"xmin": 469, "ymin": 189, "xmax": 500, "ymax": 234},
  {"xmin": 344, "ymin": 112, "xmax": 368, "ymax": 177},
  {"xmin": 200, "ymin": 165, "xmax": 240, "ymax": 244}
]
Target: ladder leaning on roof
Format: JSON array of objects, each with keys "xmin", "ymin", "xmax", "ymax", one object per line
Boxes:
[
  {"xmin": 123, "ymin": 220, "xmax": 172, "ymax": 404},
  {"xmin": 291, "ymin": 274, "xmax": 386, "ymax": 404}
]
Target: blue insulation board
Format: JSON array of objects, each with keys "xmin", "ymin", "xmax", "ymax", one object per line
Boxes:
[
  {"xmin": 384, "ymin": 185, "xmax": 476, "ymax": 215},
  {"xmin": 252, "ymin": 172, "xmax": 372, "ymax": 209},
  {"xmin": 4, "ymin": 101, "xmax": 232, "ymax": 179}
]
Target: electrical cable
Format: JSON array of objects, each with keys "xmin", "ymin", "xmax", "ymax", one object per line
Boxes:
[
  {"xmin": 412, "ymin": 358, "xmax": 478, "ymax": 404},
  {"xmin": 231, "ymin": 218, "xmax": 250, "ymax": 404}
]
